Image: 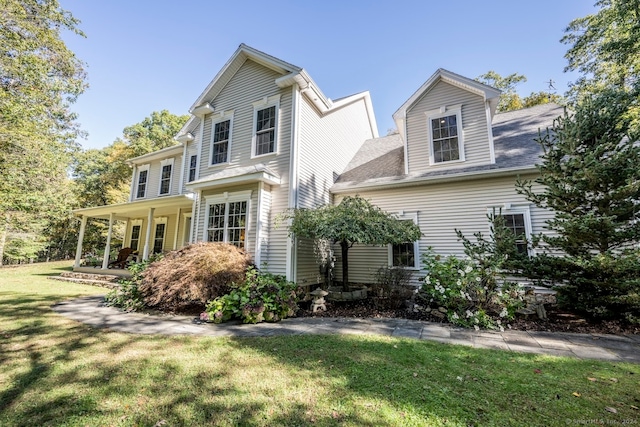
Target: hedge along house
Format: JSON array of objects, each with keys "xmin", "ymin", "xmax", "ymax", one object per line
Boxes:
[
  {"xmin": 72, "ymin": 44, "xmax": 378, "ymax": 277},
  {"xmin": 73, "ymin": 45, "xmax": 560, "ymax": 287}
]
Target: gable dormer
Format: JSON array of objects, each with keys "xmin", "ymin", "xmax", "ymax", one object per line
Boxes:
[{"xmin": 393, "ymin": 69, "xmax": 501, "ymax": 174}]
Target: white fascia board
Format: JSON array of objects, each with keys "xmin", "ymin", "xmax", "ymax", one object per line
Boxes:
[
  {"xmin": 175, "ymin": 116, "xmax": 198, "ymax": 138},
  {"xmin": 191, "ymin": 44, "xmax": 302, "ymax": 112},
  {"xmin": 185, "ymin": 171, "xmax": 281, "ymax": 192},
  {"xmin": 127, "ymin": 145, "xmax": 184, "ymax": 165},
  {"xmin": 393, "ymin": 68, "xmax": 502, "ymax": 121},
  {"xmin": 276, "ymin": 69, "xmax": 332, "ymax": 113},
  {"xmin": 330, "ymin": 165, "xmax": 538, "ymax": 194},
  {"xmin": 72, "ymin": 194, "xmax": 194, "ymax": 218}
]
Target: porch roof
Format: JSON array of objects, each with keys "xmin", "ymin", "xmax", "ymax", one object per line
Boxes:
[
  {"xmin": 72, "ymin": 194, "xmax": 194, "ymax": 221},
  {"xmin": 186, "ymin": 163, "xmax": 281, "ymax": 191}
]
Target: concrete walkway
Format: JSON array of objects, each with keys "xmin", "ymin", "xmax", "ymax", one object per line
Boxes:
[{"xmin": 52, "ymin": 295, "xmax": 640, "ymax": 364}]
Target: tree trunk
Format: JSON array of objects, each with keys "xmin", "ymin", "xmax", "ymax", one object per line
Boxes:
[
  {"xmin": 0, "ymin": 225, "xmax": 5, "ymax": 266},
  {"xmin": 340, "ymin": 240, "xmax": 350, "ymax": 291}
]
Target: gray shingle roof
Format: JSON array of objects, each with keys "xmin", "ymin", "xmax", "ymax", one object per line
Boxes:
[{"xmin": 333, "ymin": 103, "xmax": 564, "ymax": 190}]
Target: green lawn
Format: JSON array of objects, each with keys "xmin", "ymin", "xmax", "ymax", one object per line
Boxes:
[{"xmin": 0, "ymin": 262, "xmax": 638, "ymax": 426}]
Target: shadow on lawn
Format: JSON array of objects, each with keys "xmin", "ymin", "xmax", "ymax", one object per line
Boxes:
[
  {"xmin": 0, "ymin": 294, "xmax": 386, "ymax": 426},
  {"xmin": 1, "ymin": 292, "xmax": 637, "ymax": 426}
]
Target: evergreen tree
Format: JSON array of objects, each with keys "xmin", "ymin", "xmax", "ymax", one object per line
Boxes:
[{"xmin": 516, "ymin": 88, "xmax": 640, "ymax": 322}]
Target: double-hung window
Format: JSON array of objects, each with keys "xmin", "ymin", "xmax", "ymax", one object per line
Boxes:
[
  {"xmin": 427, "ymin": 105, "xmax": 464, "ymax": 165},
  {"xmin": 389, "ymin": 213, "xmax": 420, "ymax": 268},
  {"xmin": 252, "ymin": 95, "xmax": 280, "ymax": 157},
  {"xmin": 136, "ymin": 165, "xmax": 149, "ymax": 199},
  {"xmin": 204, "ymin": 191, "xmax": 251, "ymax": 249},
  {"xmin": 158, "ymin": 158, "xmax": 174, "ymax": 196},
  {"xmin": 130, "ymin": 224, "xmax": 141, "ymax": 252},
  {"xmin": 188, "ymin": 155, "xmax": 197, "ymax": 182},
  {"xmin": 211, "ymin": 113, "xmax": 233, "ymax": 165},
  {"xmin": 152, "ymin": 218, "xmax": 167, "ymax": 254},
  {"xmin": 490, "ymin": 205, "xmax": 533, "ymax": 256}
]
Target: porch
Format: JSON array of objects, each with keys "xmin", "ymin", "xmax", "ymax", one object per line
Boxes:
[{"xmin": 72, "ymin": 194, "xmax": 194, "ymax": 273}]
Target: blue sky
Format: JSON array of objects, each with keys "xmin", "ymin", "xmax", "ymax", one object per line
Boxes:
[{"xmin": 60, "ymin": 1, "xmax": 597, "ymax": 150}]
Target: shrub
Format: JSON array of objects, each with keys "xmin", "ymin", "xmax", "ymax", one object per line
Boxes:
[
  {"xmin": 370, "ymin": 266, "xmax": 415, "ymax": 309},
  {"xmin": 104, "ymin": 257, "xmax": 155, "ymax": 312},
  {"xmin": 139, "ymin": 242, "xmax": 251, "ymax": 312},
  {"xmin": 203, "ymin": 267, "xmax": 300, "ymax": 324},
  {"xmin": 417, "ymin": 249, "xmax": 524, "ymax": 330}
]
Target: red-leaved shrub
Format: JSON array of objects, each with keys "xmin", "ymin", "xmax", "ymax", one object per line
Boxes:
[{"xmin": 139, "ymin": 242, "xmax": 251, "ymax": 312}]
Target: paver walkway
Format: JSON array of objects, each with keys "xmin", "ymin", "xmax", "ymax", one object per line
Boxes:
[{"xmin": 52, "ymin": 295, "xmax": 640, "ymax": 364}]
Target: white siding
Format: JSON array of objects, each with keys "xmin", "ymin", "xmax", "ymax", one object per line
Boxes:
[
  {"xmin": 333, "ymin": 173, "xmax": 554, "ymax": 284},
  {"xmin": 181, "ymin": 122, "xmax": 201, "ymax": 193},
  {"xmin": 190, "ymin": 58, "xmax": 293, "ymax": 276},
  {"xmin": 297, "ymin": 96, "xmax": 375, "ymax": 208},
  {"xmin": 294, "ymin": 95, "xmax": 376, "ymax": 285},
  {"xmin": 406, "ymin": 81, "xmax": 491, "ymax": 173},
  {"xmin": 134, "ymin": 153, "xmax": 183, "ymax": 200}
]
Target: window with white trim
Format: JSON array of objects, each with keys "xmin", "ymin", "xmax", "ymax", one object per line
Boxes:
[
  {"xmin": 427, "ymin": 105, "xmax": 464, "ymax": 165},
  {"xmin": 153, "ymin": 222, "xmax": 166, "ymax": 254},
  {"xmin": 135, "ymin": 165, "xmax": 149, "ymax": 198},
  {"xmin": 204, "ymin": 191, "xmax": 251, "ymax": 249},
  {"xmin": 188, "ymin": 155, "xmax": 197, "ymax": 182},
  {"xmin": 252, "ymin": 95, "xmax": 280, "ymax": 157},
  {"xmin": 503, "ymin": 213, "xmax": 528, "ymax": 255},
  {"xmin": 210, "ymin": 112, "xmax": 233, "ymax": 165},
  {"xmin": 130, "ymin": 224, "xmax": 141, "ymax": 251},
  {"xmin": 490, "ymin": 205, "xmax": 533, "ymax": 255},
  {"xmin": 158, "ymin": 158, "xmax": 174, "ymax": 196},
  {"xmin": 388, "ymin": 213, "xmax": 420, "ymax": 268}
]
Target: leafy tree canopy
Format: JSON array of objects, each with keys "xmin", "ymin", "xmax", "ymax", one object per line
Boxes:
[
  {"xmin": 0, "ymin": 0, "xmax": 86, "ymax": 264},
  {"xmin": 562, "ymin": 0, "xmax": 640, "ymax": 98},
  {"xmin": 476, "ymin": 71, "xmax": 562, "ymax": 112}
]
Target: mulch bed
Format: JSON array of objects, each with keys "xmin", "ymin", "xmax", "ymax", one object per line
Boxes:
[{"xmin": 296, "ymin": 299, "xmax": 640, "ymax": 336}]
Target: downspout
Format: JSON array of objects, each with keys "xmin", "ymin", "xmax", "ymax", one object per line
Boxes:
[
  {"xmin": 485, "ymin": 100, "xmax": 496, "ymax": 164},
  {"xmin": 403, "ymin": 112, "xmax": 409, "ymax": 175},
  {"xmin": 179, "ymin": 142, "xmax": 187, "ymax": 194},
  {"xmin": 286, "ymin": 83, "xmax": 301, "ymax": 281}
]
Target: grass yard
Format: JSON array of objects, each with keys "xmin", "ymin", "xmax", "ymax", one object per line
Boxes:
[{"xmin": 0, "ymin": 262, "xmax": 638, "ymax": 426}]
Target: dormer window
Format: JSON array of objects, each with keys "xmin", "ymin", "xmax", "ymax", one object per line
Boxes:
[{"xmin": 427, "ymin": 105, "xmax": 464, "ymax": 165}]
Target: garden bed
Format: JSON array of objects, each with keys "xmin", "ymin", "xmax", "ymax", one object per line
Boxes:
[{"xmin": 296, "ymin": 299, "xmax": 640, "ymax": 335}]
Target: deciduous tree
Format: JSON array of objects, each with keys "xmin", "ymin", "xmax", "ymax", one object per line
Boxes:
[
  {"xmin": 281, "ymin": 196, "xmax": 422, "ymax": 291},
  {"xmin": 0, "ymin": 0, "xmax": 86, "ymax": 263}
]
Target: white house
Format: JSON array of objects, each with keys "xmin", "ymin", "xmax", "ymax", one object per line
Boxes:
[{"xmin": 73, "ymin": 44, "xmax": 560, "ymax": 286}]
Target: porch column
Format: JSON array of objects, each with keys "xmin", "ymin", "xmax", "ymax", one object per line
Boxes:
[
  {"xmin": 74, "ymin": 215, "xmax": 88, "ymax": 268},
  {"xmin": 142, "ymin": 207, "xmax": 155, "ymax": 260},
  {"xmin": 101, "ymin": 213, "xmax": 115, "ymax": 269},
  {"xmin": 172, "ymin": 208, "xmax": 181, "ymax": 250}
]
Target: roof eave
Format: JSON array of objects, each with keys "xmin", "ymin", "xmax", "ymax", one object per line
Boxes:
[
  {"xmin": 331, "ymin": 165, "xmax": 538, "ymax": 194},
  {"xmin": 185, "ymin": 171, "xmax": 282, "ymax": 191}
]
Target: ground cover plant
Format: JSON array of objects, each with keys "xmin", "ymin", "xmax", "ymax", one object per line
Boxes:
[
  {"xmin": 203, "ymin": 266, "xmax": 300, "ymax": 324},
  {"xmin": 1, "ymin": 262, "xmax": 639, "ymax": 426}
]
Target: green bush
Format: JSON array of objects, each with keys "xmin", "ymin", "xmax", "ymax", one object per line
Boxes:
[
  {"xmin": 417, "ymin": 249, "xmax": 524, "ymax": 330},
  {"xmin": 417, "ymin": 215, "xmax": 527, "ymax": 330},
  {"xmin": 203, "ymin": 267, "xmax": 300, "ymax": 324},
  {"xmin": 104, "ymin": 257, "xmax": 156, "ymax": 312},
  {"xmin": 526, "ymin": 251, "xmax": 640, "ymax": 324}
]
